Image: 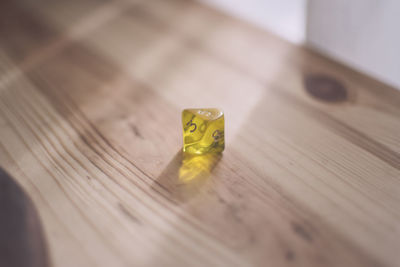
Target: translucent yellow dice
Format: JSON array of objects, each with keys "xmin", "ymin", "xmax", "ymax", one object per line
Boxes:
[{"xmin": 182, "ymin": 108, "xmax": 225, "ymax": 154}]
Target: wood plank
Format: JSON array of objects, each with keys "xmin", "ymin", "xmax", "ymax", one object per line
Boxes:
[{"xmin": 0, "ymin": 0, "xmax": 399, "ymax": 266}]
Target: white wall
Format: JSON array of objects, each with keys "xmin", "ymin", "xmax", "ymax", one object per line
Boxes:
[
  {"xmin": 307, "ymin": 0, "xmax": 400, "ymax": 89},
  {"xmin": 198, "ymin": 0, "xmax": 400, "ymax": 90},
  {"xmin": 199, "ymin": 0, "xmax": 307, "ymax": 44}
]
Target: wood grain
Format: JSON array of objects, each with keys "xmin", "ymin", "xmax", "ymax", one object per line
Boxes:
[{"xmin": 0, "ymin": 0, "xmax": 399, "ymax": 266}]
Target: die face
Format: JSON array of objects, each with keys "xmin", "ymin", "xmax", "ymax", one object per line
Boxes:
[{"xmin": 182, "ymin": 109, "xmax": 225, "ymax": 154}]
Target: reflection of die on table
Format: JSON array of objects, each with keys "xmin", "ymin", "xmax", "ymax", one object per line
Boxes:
[{"xmin": 182, "ymin": 108, "xmax": 225, "ymax": 155}]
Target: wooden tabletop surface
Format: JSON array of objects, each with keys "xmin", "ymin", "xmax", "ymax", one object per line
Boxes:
[{"xmin": 1, "ymin": 0, "xmax": 399, "ymax": 266}]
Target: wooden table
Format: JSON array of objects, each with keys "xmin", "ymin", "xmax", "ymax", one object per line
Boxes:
[{"xmin": 1, "ymin": 0, "xmax": 399, "ymax": 266}]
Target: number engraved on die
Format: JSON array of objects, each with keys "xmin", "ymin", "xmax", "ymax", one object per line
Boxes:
[
  {"xmin": 212, "ymin": 130, "xmax": 222, "ymax": 142},
  {"xmin": 186, "ymin": 119, "xmax": 197, "ymax": 132}
]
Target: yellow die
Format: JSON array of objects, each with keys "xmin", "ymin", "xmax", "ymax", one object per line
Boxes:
[{"xmin": 182, "ymin": 108, "xmax": 225, "ymax": 154}]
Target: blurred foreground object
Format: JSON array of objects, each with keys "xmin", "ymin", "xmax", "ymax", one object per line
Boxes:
[{"xmin": 0, "ymin": 168, "xmax": 49, "ymax": 267}]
